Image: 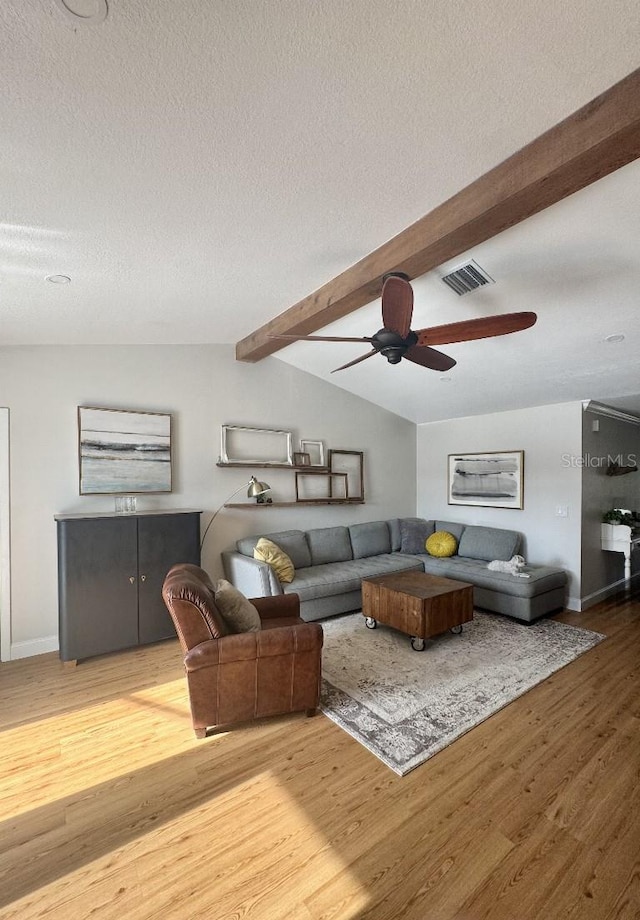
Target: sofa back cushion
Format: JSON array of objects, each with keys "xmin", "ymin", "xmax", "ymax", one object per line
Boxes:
[
  {"xmin": 435, "ymin": 520, "xmax": 466, "ymax": 541},
  {"xmin": 349, "ymin": 521, "xmax": 391, "ymax": 559},
  {"xmin": 457, "ymin": 525, "xmax": 521, "ymax": 562},
  {"xmin": 236, "ymin": 530, "xmax": 311, "ymax": 569},
  {"xmin": 306, "ymin": 526, "xmax": 353, "ymax": 565},
  {"xmin": 387, "ymin": 518, "xmax": 401, "ymax": 552}
]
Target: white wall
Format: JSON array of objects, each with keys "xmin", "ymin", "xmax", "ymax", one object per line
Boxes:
[
  {"xmin": 0, "ymin": 345, "xmax": 416, "ymax": 659},
  {"xmin": 416, "ymin": 402, "xmax": 583, "ymax": 609}
]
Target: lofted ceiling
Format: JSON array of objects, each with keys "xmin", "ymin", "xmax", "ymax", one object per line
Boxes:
[{"xmin": 1, "ymin": 0, "xmax": 639, "ymax": 423}]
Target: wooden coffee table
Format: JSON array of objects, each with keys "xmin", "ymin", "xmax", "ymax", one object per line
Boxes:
[{"xmin": 361, "ymin": 570, "xmax": 474, "ymax": 651}]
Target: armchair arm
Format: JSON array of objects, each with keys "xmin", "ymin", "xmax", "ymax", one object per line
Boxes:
[
  {"xmin": 252, "ymin": 592, "xmax": 301, "ymax": 620},
  {"xmin": 184, "ymin": 622, "xmax": 323, "ymax": 672},
  {"xmin": 221, "ymin": 551, "xmax": 282, "ymax": 597}
]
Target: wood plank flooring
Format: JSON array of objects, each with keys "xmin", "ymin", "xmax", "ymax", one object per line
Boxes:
[{"xmin": 0, "ymin": 590, "xmax": 638, "ymax": 919}]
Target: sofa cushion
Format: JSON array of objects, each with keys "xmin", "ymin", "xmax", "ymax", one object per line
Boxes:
[
  {"xmin": 387, "ymin": 518, "xmax": 401, "ymax": 552},
  {"xmin": 458, "ymin": 525, "xmax": 520, "ymax": 562},
  {"xmin": 399, "ymin": 518, "xmax": 435, "ymax": 554},
  {"xmin": 435, "ymin": 520, "xmax": 466, "ymax": 541},
  {"xmin": 306, "ymin": 526, "xmax": 353, "ymax": 565},
  {"xmin": 237, "ymin": 529, "xmax": 311, "ymax": 569},
  {"xmin": 253, "ymin": 537, "xmax": 295, "ymax": 583},
  {"xmin": 283, "ymin": 554, "xmax": 423, "ymax": 601},
  {"xmin": 418, "ymin": 555, "xmax": 566, "ymax": 598},
  {"xmin": 426, "ymin": 531, "xmax": 458, "ymax": 558},
  {"xmin": 214, "ymin": 579, "xmax": 261, "ymax": 633},
  {"xmin": 349, "ymin": 521, "xmax": 391, "ymax": 559}
]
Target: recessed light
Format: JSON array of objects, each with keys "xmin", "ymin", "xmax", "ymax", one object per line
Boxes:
[
  {"xmin": 439, "ymin": 377, "xmax": 452, "ymax": 383},
  {"xmin": 604, "ymin": 333, "xmax": 625, "ymax": 343},
  {"xmin": 46, "ymin": 274, "xmax": 71, "ymax": 284},
  {"xmin": 53, "ymin": 0, "xmax": 108, "ymax": 23}
]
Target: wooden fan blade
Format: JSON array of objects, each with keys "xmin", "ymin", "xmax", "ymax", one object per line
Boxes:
[
  {"xmin": 381, "ymin": 275, "xmax": 413, "ymax": 338},
  {"xmin": 404, "ymin": 345, "xmax": 457, "ymax": 371},
  {"xmin": 269, "ymin": 334, "xmax": 373, "ymax": 343},
  {"xmin": 331, "ymin": 349, "xmax": 378, "ymax": 373},
  {"xmin": 416, "ymin": 311, "xmax": 537, "ymax": 346}
]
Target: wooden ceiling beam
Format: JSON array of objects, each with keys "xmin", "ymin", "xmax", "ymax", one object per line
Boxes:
[{"xmin": 236, "ymin": 67, "xmax": 640, "ymax": 363}]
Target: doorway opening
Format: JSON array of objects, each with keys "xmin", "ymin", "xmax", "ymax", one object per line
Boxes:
[{"xmin": 0, "ymin": 408, "xmax": 11, "ymax": 661}]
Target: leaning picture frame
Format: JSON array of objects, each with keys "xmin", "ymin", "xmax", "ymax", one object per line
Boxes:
[
  {"xmin": 447, "ymin": 450, "xmax": 524, "ymax": 509},
  {"xmin": 78, "ymin": 406, "xmax": 172, "ymax": 495},
  {"xmin": 300, "ymin": 439, "xmax": 325, "ymax": 467},
  {"xmin": 328, "ymin": 449, "xmax": 364, "ymax": 502}
]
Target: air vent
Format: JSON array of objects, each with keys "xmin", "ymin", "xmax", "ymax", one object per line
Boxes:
[{"xmin": 441, "ymin": 260, "xmax": 495, "ymax": 296}]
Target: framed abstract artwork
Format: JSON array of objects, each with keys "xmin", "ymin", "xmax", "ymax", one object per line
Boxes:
[
  {"xmin": 447, "ymin": 450, "xmax": 524, "ymax": 509},
  {"xmin": 78, "ymin": 407, "xmax": 172, "ymax": 494}
]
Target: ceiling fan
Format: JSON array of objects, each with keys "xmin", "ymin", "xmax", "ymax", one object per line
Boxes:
[{"xmin": 272, "ymin": 273, "xmax": 537, "ymax": 373}]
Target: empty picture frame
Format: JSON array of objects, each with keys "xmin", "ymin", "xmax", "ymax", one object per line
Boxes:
[
  {"xmin": 78, "ymin": 406, "xmax": 172, "ymax": 494},
  {"xmin": 295, "ymin": 470, "xmax": 348, "ymax": 502},
  {"xmin": 448, "ymin": 450, "xmax": 524, "ymax": 509},
  {"xmin": 328, "ymin": 449, "xmax": 364, "ymax": 502},
  {"xmin": 300, "ymin": 439, "xmax": 325, "ymax": 467},
  {"xmin": 220, "ymin": 425, "xmax": 293, "ymax": 465}
]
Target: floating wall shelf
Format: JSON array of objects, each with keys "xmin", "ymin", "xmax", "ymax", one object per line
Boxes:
[{"xmin": 224, "ymin": 501, "xmax": 365, "ymax": 509}]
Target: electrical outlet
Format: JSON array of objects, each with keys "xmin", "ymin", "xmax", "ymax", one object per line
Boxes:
[{"xmin": 555, "ymin": 505, "xmax": 569, "ymax": 517}]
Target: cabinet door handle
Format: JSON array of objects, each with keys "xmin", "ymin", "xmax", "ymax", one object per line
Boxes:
[
  {"xmin": 129, "ymin": 576, "xmax": 136, "ymax": 584},
  {"xmin": 140, "ymin": 574, "xmax": 147, "ymax": 582}
]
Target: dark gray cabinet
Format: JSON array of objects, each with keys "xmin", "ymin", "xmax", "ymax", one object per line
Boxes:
[{"xmin": 56, "ymin": 510, "xmax": 201, "ymax": 663}]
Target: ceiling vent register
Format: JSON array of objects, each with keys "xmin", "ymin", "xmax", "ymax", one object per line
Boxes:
[{"xmin": 441, "ymin": 260, "xmax": 495, "ymax": 296}]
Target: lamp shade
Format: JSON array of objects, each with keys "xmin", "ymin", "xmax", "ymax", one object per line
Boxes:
[
  {"xmin": 247, "ymin": 476, "xmax": 271, "ymax": 498},
  {"xmin": 200, "ymin": 475, "xmax": 273, "ymax": 552}
]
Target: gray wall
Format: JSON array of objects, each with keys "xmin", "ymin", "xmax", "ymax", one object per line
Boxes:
[
  {"xmin": 0, "ymin": 345, "xmax": 416, "ymax": 659},
  {"xmin": 580, "ymin": 408, "xmax": 640, "ymax": 605},
  {"xmin": 416, "ymin": 402, "xmax": 583, "ymax": 609}
]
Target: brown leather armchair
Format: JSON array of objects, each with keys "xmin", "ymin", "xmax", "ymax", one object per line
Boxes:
[{"xmin": 162, "ymin": 563, "xmax": 323, "ymax": 737}]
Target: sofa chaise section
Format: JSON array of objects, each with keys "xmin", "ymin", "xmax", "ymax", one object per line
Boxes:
[{"xmin": 417, "ymin": 521, "xmax": 567, "ymax": 623}]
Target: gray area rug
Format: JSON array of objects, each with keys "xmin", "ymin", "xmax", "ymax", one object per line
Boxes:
[{"xmin": 320, "ymin": 611, "xmax": 605, "ymax": 776}]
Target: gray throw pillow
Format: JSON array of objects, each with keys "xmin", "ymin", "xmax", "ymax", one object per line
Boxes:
[
  {"xmin": 214, "ymin": 579, "xmax": 261, "ymax": 633},
  {"xmin": 399, "ymin": 518, "xmax": 434, "ymax": 554}
]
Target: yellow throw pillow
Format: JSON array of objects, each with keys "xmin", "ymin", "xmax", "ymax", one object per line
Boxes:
[
  {"xmin": 425, "ymin": 531, "xmax": 458, "ymax": 558},
  {"xmin": 253, "ymin": 537, "xmax": 295, "ymax": 584}
]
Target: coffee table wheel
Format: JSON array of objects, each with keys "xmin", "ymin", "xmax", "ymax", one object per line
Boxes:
[
  {"xmin": 450, "ymin": 625, "xmax": 463, "ymax": 635},
  {"xmin": 364, "ymin": 616, "xmax": 377, "ymax": 629},
  {"xmin": 410, "ymin": 636, "xmax": 426, "ymax": 651}
]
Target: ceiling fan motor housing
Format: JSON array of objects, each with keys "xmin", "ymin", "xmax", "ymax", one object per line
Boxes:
[{"xmin": 373, "ymin": 328, "xmax": 417, "ymax": 363}]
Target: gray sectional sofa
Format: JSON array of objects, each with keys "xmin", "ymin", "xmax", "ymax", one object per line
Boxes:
[{"xmin": 221, "ymin": 518, "xmax": 568, "ymax": 624}]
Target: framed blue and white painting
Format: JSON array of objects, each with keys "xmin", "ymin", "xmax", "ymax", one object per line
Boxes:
[
  {"xmin": 78, "ymin": 406, "xmax": 172, "ymax": 494},
  {"xmin": 447, "ymin": 450, "xmax": 524, "ymax": 509}
]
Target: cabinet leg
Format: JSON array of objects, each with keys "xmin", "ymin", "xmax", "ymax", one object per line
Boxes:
[{"xmin": 194, "ymin": 727, "xmax": 207, "ymax": 739}]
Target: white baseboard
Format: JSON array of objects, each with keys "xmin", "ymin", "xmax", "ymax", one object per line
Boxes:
[
  {"xmin": 579, "ymin": 574, "xmax": 639, "ymax": 611},
  {"xmin": 565, "ymin": 594, "xmax": 581, "ymax": 612},
  {"xmin": 10, "ymin": 635, "xmax": 59, "ymax": 660}
]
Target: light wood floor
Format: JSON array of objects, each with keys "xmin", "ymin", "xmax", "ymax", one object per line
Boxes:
[{"xmin": 0, "ymin": 591, "xmax": 639, "ymax": 920}]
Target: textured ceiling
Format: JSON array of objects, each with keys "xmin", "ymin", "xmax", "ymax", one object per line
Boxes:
[{"xmin": 1, "ymin": 0, "xmax": 639, "ymax": 422}]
